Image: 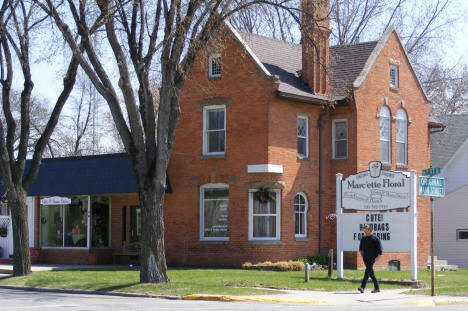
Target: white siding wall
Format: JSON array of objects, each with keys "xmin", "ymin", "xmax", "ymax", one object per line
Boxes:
[{"xmin": 434, "ymin": 186, "xmax": 468, "ymax": 267}]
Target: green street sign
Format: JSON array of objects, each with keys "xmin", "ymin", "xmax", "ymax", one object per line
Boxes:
[
  {"xmin": 419, "ymin": 176, "xmax": 445, "ymax": 197},
  {"xmin": 422, "ymin": 167, "xmax": 440, "ymax": 176}
]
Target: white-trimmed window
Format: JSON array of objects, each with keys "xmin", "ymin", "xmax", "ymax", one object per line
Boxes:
[
  {"xmin": 332, "ymin": 119, "xmax": 348, "ymax": 159},
  {"xmin": 457, "ymin": 229, "xmax": 468, "ymax": 240},
  {"xmin": 379, "ymin": 106, "xmax": 391, "ymax": 164},
  {"xmin": 249, "ymin": 189, "xmax": 281, "ymax": 241},
  {"xmin": 297, "ymin": 116, "xmax": 308, "ymax": 157},
  {"xmin": 396, "ymin": 109, "xmax": 408, "ymax": 165},
  {"xmin": 390, "ymin": 65, "xmax": 399, "ymax": 88},
  {"xmin": 203, "ymin": 105, "xmax": 225, "ymax": 155},
  {"xmin": 209, "ymin": 54, "xmax": 221, "ymax": 78},
  {"xmin": 200, "ymin": 184, "xmax": 229, "ymax": 241},
  {"xmin": 294, "ymin": 193, "xmax": 307, "ymax": 238}
]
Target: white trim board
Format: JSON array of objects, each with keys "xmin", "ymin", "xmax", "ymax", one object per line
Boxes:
[{"xmin": 247, "ymin": 164, "xmax": 283, "ymax": 174}]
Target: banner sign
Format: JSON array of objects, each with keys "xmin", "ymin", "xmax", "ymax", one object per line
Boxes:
[
  {"xmin": 340, "ymin": 212, "xmax": 411, "ymax": 252},
  {"xmin": 40, "ymin": 196, "xmax": 71, "ymax": 205},
  {"xmin": 342, "ymin": 161, "xmax": 410, "ymax": 211}
]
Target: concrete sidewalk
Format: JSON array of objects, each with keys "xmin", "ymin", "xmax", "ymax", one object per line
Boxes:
[
  {"xmin": 1, "ymin": 264, "xmax": 468, "ymax": 307},
  {"xmin": 185, "ymin": 288, "xmax": 468, "ymax": 307}
]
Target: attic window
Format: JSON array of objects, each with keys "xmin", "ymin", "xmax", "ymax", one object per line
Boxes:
[
  {"xmin": 209, "ymin": 54, "xmax": 221, "ymax": 78},
  {"xmin": 390, "ymin": 65, "xmax": 399, "ymax": 88}
]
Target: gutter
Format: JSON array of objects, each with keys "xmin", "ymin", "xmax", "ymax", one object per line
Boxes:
[
  {"xmin": 317, "ymin": 105, "xmax": 330, "ymax": 255},
  {"xmin": 277, "ymin": 91, "xmax": 329, "ymax": 106}
]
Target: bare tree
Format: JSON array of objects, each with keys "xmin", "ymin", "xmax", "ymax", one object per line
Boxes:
[
  {"xmin": 34, "ymin": 0, "xmax": 312, "ymax": 283},
  {"xmin": 0, "ymin": 0, "xmax": 82, "ymax": 276},
  {"xmin": 424, "ymin": 64, "xmax": 468, "ymax": 116}
]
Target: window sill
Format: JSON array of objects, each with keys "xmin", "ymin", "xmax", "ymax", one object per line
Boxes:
[
  {"xmin": 248, "ymin": 240, "xmax": 281, "ymax": 245},
  {"xmin": 331, "ymin": 157, "xmax": 348, "ymax": 161},
  {"xmin": 198, "ymin": 240, "xmax": 229, "ymax": 244},
  {"xmin": 396, "ymin": 164, "xmax": 408, "ymax": 170},
  {"xmin": 208, "ymin": 75, "xmax": 221, "ymax": 79},
  {"xmin": 295, "ymin": 237, "xmax": 309, "ymax": 242},
  {"xmin": 201, "ymin": 154, "xmax": 225, "ymax": 159},
  {"xmin": 390, "ymin": 86, "xmax": 399, "ymax": 92},
  {"xmin": 297, "ymin": 155, "xmax": 309, "ymax": 161},
  {"xmin": 381, "ymin": 163, "xmax": 392, "ymax": 170}
]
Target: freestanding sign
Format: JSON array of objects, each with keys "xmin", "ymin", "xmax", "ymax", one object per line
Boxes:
[{"xmin": 336, "ymin": 161, "xmax": 418, "ymax": 281}]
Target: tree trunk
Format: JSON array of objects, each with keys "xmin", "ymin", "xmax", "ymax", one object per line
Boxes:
[
  {"xmin": 138, "ymin": 184, "xmax": 169, "ymax": 283},
  {"xmin": 7, "ymin": 187, "xmax": 31, "ymax": 276}
]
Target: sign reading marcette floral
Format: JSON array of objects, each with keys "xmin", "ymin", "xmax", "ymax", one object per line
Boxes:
[{"xmin": 341, "ymin": 161, "xmax": 410, "ymax": 211}]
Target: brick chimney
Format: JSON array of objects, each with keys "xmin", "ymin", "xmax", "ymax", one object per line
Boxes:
[{"xmin": 301, "ymin": 0, "xmax": 330, "ymax": 95}]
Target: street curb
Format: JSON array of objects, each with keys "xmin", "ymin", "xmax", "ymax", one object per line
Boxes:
[
  {"xmin": 407, "ymin": 298, "xmax": 468, "ymax": 307},
  {"xmin": 0, "ymin": 285, "xmax": 180, "ymax": 300},
  {"xmin": 182, "ymin": 294, "xmax": 330, "ymax": 305}
]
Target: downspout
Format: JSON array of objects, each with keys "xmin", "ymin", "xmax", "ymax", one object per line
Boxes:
[{"xmin": 317, "ymin": 105, "xmax": 330, "ymax": 255}]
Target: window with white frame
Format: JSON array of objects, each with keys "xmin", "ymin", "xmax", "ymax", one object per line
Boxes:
[
  {"xmin": 297, "ymin": 116, "xmax": 308, "ymax": 157},
  {"xmin": 249, "ymin": 189, "xmax": 281, "ymax": 240},
  {"xmin": 200, "ymin": 184, "xmax": 229, "ymax": 241},
  {"xmin": 209, "ymin": 54, "xmax": 221, "ymax": 78},
  {"xmin": 390, "ymin": 65, "xmax": 399, "ymax": 88},
  {"xmin": 457, "ymin": 229, "xmax": 468, "ymax": 240},
  {"xmin": 294, "ymin": 193, "xmax": 307, "ymax": 238},
  {"xmin": 396, "ymin": 109, "xmax": 408, "ymax": 165},
  {"xmin": 379, "ymin": 106, "xmax": 391, "ymax": 164},
  {"xmin": 203, "ymin": 105, "xmax": 225, "ymax": 155},
  {"xmin": 332, "ymin": 119, "xmax": 348, "ymax": 159}
]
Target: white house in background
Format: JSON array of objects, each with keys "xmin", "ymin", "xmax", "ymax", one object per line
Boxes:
[{"xmin": 431, "ymin": 114, "xmax": 468, "ymax": 268}]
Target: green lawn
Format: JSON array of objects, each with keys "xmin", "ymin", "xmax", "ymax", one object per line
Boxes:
[{"xmin": 0, "ymin": 267, "xmax": 466, "ymax": 296}]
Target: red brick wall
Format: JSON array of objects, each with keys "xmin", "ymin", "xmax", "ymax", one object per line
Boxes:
[{"xmin": 348, "ymin": 32, "xmax": 431, "ymax": 268}]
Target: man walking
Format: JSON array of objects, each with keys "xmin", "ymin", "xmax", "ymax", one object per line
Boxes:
[{"xmin": 358, "ymin": 224, "xmax": 382, "ymax": 293}]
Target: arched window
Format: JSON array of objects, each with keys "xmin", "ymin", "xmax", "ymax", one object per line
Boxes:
[
  {"xmin": 379, "ymin": 106, "xmax": 391, "ymax": 164},
  {"xmin": 396, "ymin": 109, "xmax": 408, "ymax": 165},
  {"xmin": 294, "ymin": 193, "xmax": 307, "ymax": 238}
]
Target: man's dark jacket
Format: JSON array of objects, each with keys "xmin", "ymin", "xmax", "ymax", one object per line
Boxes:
[{"xmin": 359, "ymin": 235, "xmax": 382, "ymax": 261}]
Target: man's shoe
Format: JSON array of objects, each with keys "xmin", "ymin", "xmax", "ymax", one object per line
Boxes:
[
  {"xmin": 358, "ymin": 287, "xmax": 364, "ymax": 293},
  {"xmin": 371, "ymin": 289, "xmax": 380, "ymax": 293}
]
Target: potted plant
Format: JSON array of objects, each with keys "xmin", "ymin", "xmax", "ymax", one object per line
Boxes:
[{"xmin": 0, "ymin": 225, "xmax": 7, "ymax": 238}]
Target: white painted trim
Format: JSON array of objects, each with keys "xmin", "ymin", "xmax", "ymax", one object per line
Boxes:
[
  {"xmin": 223, "ymin": 21, "xmax": 272, "ymax": 78},
  {"xmin": 247, "ymin": 164, "xmax": 283, "ymax": 174},
  {"xmin": 297, "ymin": 116, "xmax": 309, "ymax": 158},
  {"xmin": 410, "ymin": 170, "xmax": 418, "ymax": 281},
  {"xmin": 336, "ymin": 173, "xmax": 343, "ymax": 279},
  {"xmin": 208, "ymin": 53, "xmax": 221, "ymax": 78},
  {"xmin": 199, "ymin": 183, "xmax": 230, "ymax": 242},
  {"xmin": 248, "ymin": 189, "xmax": 281, "ymax": 241},
  {"xmin": 202, "ymin": 105, "xmax": 226, "ymax": 156},
  {"xmin": 332, "ymin": 119, "xmax": 348, "ymax": 159},
  {"xmin": 294, "ymin": 192, "xmax": 308, "ymax": 238},
  {"xmin": 352, "ymin": 27, "xmax": 429, "ymax": 102}
]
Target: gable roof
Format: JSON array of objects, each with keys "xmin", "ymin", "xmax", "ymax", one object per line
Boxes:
[
  {"xmin": 230, "ymin": 24, "xmax": 428, "ymax": 103},
  {"xmin": 430, "ymin": 114, "xmax": 468, "ymax": 169},
  {"xmin": 238, "ymin": 31, "xmax": 376, "ymax": 102},
  {"xmin": 0, "ymin": 153, "xmax": 172, "ymax": 197}
]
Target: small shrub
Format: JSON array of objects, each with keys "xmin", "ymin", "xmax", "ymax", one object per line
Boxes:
[{"xmin": 241, "ymin": 260, "xmax": 305, "ymax": 271}]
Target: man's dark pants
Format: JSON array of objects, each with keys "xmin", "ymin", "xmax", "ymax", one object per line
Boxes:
[{"xmin": 361, "ymin": 258, "xmax": 379, "ymax": 290}]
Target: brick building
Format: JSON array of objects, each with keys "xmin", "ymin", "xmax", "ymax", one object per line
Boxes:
[
  {"xmin": 1, "ymin": 1, "xmax": 436, "ymax": 269},
  {"xmin": 165, "ymin": 1, "xmax": 434, "ymax": 269}
]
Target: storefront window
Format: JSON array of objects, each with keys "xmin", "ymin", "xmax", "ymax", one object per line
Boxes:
[
  {"xmin": 40, "ymin": 196, "xmax": 88, "ymax": 248},
  {"xmin": 40, "ymin": 204, "xmax": 64, "ymax": 247},
  {"xmin": 64, "ymin": 197, "xmax": 88, "ymax": 247},
  {"xmin": 91, "ymin": 196, "xmax": 110, "ymax": 248}
]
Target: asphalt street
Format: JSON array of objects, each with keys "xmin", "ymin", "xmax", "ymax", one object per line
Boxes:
[{"xmin": 2, "ymin": 288, "xmax": 468, "ymax": 311}]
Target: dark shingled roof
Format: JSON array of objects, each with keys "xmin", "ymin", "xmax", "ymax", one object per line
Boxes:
[
  {"xmin": 0, "ymin": 153, "xmax": 171, "ymax": 197},
  {"xmin": 238, "ymin": 32, "xmax": 378, "ymax": 101},
  {"xmin": 430, "ymin": 114, "xmax": 468, "ymax": 169}
]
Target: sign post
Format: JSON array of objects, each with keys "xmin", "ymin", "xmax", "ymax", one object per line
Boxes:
[{"xmin": 419, "ymin": 168, "xmax": 444, "ymax": 297}]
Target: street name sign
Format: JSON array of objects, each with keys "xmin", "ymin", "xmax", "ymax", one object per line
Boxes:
[
  {"xmin": 422, "ymin": 167, "xmax": 440, "ymax": 176},
  {"xmin": 419, "ymin": 176, "xmax": 445, "ymax": 197}
]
